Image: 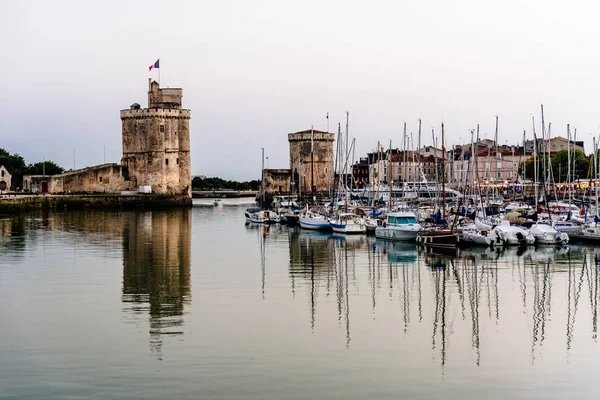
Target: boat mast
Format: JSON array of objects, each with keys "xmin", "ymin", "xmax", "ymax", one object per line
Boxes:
[
  {"xmin": 441, "ymin": 122, "xmax": 447, "ymax": 220},
  {"xmin": 532, "ymin": 116, "xmax": 538, "ymax": 209},
  {"xmin": 311, "ymin": 125, "xmax": 315, "ymax": 205},
  {"xmin": 494, "ymin": 115, "xmax": 499, "ymax": 198},
  {"xmin": 345, "ymin": 111, "xmax": 350, "ymax": 202},
  {"xmin": 389, "ymin": 139, "xmax": 392, "ymax": 209},
  {"xmin": 261, "ymin": 147, "xmax": 265, "ymax": 208},
  {"xmin": 417, "ymin": 119, "xmax": 422, "ymax": 181},
  {"xmin": 567, "ymin": 124, "xmax": 571, "ymax": 210}
]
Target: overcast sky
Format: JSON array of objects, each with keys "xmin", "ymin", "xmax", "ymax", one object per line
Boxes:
[{"xmin": 2, "ymin": 0, "xmax": 599, "ymax": 180}]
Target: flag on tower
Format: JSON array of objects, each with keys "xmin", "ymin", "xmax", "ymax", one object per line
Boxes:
[
  {"xmin": 149, "ymin": 59, "xmax": 160, "ymax": 71},
  {"xmin": 326, "ymin": 112, "xmax": 329, "ymax": 119}
]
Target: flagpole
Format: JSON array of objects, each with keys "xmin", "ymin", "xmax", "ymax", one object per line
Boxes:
[
  {"xmin": 158, "ymin": 56, "xmax": 161, "ymax": 85},
  {"xmin": 327, "ymin": 112, "xmax": 329, "ymax": 133}
]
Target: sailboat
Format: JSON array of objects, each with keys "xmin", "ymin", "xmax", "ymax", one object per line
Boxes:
[{"xmin": 417, "ymin": 123, "xmax": 458, "ymax": 248}]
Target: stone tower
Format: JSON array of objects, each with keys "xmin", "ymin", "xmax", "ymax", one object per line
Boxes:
[
  {"xmin": 120, "ymin": 80, "xmax": 191, "ymax": 197},
  {"xmin": 288, "ymin": 129, "xmax": 335, "ymax": 195}
]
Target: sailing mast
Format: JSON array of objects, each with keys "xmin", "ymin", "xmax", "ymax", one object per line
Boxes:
[
  {"xmin": 260, "ymin": 147, "xmax": 265, "ymax": 208},
  {"xmin": 389, "ymin": 139, "xmax": 392, "ymax": 209},
  {"xmin": 567, "ymin": 124, "xmax": 571, "ymax": 211},
  {"xmin": 310, "ymin": 126, "xmax": 315, "ymax": 205},
  {"xmin": 494, "ymin": 115, "xmax": 499, "ymax": 199},
  {"xmin": 441, "ymin": 122, "xmax": 447, "ymax": 220},
  {"xmin": 532, "ymin": 116, "xmax": 538, "ymax": 209}
]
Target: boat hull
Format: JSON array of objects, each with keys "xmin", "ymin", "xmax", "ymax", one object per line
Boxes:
[
  {"xmin": 300, "ymin": 218, "xmax": 332, "ymax": 231},
  {"xmin": 417, "ymin": 230, "xmax": 458, "ymax": 248},
  {"xmin": 375, "ymin": 226, "xmax": 419, "ymax": 241},
  {"xmin": 331, "ymin": 223, "xmax": 366, "ymax": 234}
]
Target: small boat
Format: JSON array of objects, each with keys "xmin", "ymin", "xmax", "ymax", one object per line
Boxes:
[
  {"xmin": 375, "ymin": 211, "xmax": 421, "ymax": 241},
  {"xmin": 460, "ymin": 230, "xmax": 492, "ymax": 247},
  {"xmin": 299, "ymin": 208, "xmax": 332, "ymax": 231},
  {"xmin": 554, "ymin": 219, "xmax": 582, "ymax": 234},
  {"xmin": 214, "ymin": 199, "xmax": 222, "ymax": 206},
  {"xmin": 329, "ymin": 213, "xmax": 366, "ymax": 234},
  {"xmin": 529, "ymin": 223, "xmax": 569, "ymax": 245},
  {"xmin": 248, "ymin": 209, "xmax": 280, "ymax": 224},
  {"xmin": 245, "ymin": 207, "xmax": 262, "ymax": 222},
  {"xmin": 489, "ymin": 223, "xmax": 535, "ymax": 246},
  {"xmin": 417, "ymin": 229, "xmax": 458, "ymax": 248},
  {"xmin": 569, "ymin": 225, "xmax": 600, "ymax": 244}
]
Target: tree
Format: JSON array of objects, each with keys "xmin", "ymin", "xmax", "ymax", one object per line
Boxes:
[
  {"xmin": 24, "ymin": 161, "xmax": 64, "ymax": 175},
  {"xmin": 520, "ymin": 149, "xmax": 590, "ymax": 182},
  {"xmin": 0, "ymin": 148, "xmax": 26, "ymax": 189}
]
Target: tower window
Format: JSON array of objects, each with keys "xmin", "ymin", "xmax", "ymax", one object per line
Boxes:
[
  {"xmin": 99, "ymin": 176, "xmax": 103, "ymax": 182},
  {"xmin": 166, "ymin": 158, "xmax": 169, "ymax": 165},
  {"xmin": 159, "ymin": 125, "xmax": 165, "ymax": 133},
  {"xmin": 176, "ymin": 158, "xmax": 179, "ymax": 165},
  {"xmin": 148, "ymin": 153, "xmax": 153, "ymax": 165}
]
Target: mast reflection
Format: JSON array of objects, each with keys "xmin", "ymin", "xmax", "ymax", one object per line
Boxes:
[{"xmin": 121, "ymin": 209, "xmax": 191, "ymax": 360}]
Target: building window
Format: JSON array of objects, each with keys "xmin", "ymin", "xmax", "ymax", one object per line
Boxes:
[
  {"xmin": 99, "ymin": 176, "xmax": 103, "ymax": 183},
  {"xmin": 148, "ymin": 153, "xmax": 153, "ymax": 165},
  {"xmin": 166, "ymin": 158, "xmax": 169, "ymax": 165},
  {"xmin": 176, "ymin": 158, "xmax": 179, "ymax": 165},
  {"xmin": 160, "ymin": 125, "xmax": 165, "ymax": 133},
  {"xmin": 1, "ymin": 170, "xmax": 4, "ymax": 177}
]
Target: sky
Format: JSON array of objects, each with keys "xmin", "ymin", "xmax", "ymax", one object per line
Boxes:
[{"xmin": 2, "ymin": 0, "xmax": 600, "ymax": 180}]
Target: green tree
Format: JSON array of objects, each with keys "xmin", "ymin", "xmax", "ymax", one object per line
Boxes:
[
  {"xmin": 24, "ymin": 161, "xmax": 64, "ymax": 175},
  {"xmin": 520, "ymin": 149, "xmax": 590, "ymax": 182},
  {"xmin": 0, "ymin": 148, "xmax": 26, "ymax": 189}
]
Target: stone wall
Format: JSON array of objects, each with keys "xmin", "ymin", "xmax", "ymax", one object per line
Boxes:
[
  {"xmin": 24, "ymin": 164, "xmax": 126, "ymax": 194},
  {"xmin": 120, "ymin": 82, "xmax": 191, "ymax": 197},
  {"xmin": 263, "ymin": 169, "xmax": 291, "ymax": 195},
  {"xmin": 288, "ymin": 130, "xmax": 335, "ymax": 194}
]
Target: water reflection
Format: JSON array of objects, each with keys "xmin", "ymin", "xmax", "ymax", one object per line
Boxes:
[
  {"xmin": 252, "ymin": 226, "xmax": 600, "ymax": 367},
  {"xmin": 121, "ymin": 209, "xmax": 192, "ymax": 360}
]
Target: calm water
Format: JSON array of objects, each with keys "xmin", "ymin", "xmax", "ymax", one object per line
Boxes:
[{"xmin": 2, "ymin": 200, "xmax": 600, "ymax": 399}]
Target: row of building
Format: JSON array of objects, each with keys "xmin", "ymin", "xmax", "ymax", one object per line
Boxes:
[
  {"xmin": 352, "ymin": 136, "xmax": 584, "ymax": 188},
  {"xmin": 262, "ymin": 131, "xmax": 585, "ymax": 197}
]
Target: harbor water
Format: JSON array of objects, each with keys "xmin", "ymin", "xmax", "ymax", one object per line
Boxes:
[{"xmin": 2, "ymin": 199, "xmax": 600, "ymax": 399}]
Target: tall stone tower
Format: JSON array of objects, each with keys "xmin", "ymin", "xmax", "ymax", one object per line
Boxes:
[
  {"xmin": 120, "ymin": 80, "xmax": 191, "ymax": 197},
  {"xmin": 288, "ymin": 129, "xmax": 335, "ymax": 195}
]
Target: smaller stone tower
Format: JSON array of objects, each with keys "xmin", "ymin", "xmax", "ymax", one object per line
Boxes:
[
  {"xmin": 288, "ymin": 129, "xmax": 335, "ymax": 195},
  {"xmin": 120, "ymin": 80, "xmax": 191, "ymax": 196}
]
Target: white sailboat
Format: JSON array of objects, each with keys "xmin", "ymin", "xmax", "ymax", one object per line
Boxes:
[{"xmin": 329, "ymin": 213, "xmax": 366, "ymax": 234}]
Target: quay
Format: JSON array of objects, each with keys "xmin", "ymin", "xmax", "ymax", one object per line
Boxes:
[
  {"xmin": 192, "ymin": 190, "xmax": 256, "ymax": 199},
  {"xmin": 0, "ymin": 194, "xmax": 191, "ymax": 213}
]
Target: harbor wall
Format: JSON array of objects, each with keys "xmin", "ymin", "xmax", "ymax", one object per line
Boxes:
[{"xmin": 0, "ymin": 194, "xmax": 192, "ymax": 213}]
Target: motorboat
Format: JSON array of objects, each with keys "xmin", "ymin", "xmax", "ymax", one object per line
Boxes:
[
  {"xmin": 460, "ymin": 230, "xmax": 493, "ymax": 247},
  {"xmin": 529, "ymin": 223, "xmax": 569, "ymax": 245},
  {"xmin": 489, "ymin": 222, "xmax": 535, "ymax": 246},
  {"xmin": 247, "ymin": 209, "xmax": 280, "ymax": 224},
  {"xmin": 245, "ymin": 207, "xmax": 262, "ymax": 222},
  {"xmin": 553, "ymin": 219, "xmax": 582, "ymax": 234},
  {"xmin": 299, "ymin": 208, "xmax": 332, "ymax": 231},
  {"xmin": 329, "ymin": 213, "xmax": 366, "ymax": 234},
  {"xmin": 569, "ymin": 225, "xmax": 600, "ymax": 244},
  {"xmin": 375, "ymin": 211, "xmax": 421, "ymax": 241},
  {"xmin": 364, "ymin": 218, "xmax": 381, "ymax": 233}
]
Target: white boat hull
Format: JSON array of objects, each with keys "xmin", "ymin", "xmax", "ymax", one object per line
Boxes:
[
  {"xmin": 331, "ymin": 223, "xmax": 366, "ymax": 234},
  {"xmin": 300, "ymin": 218, "xmax": 332, "ymax": 231},
  {"xmin": 375, "ymin": 226, "xmax": 420, "ymax": 241}
]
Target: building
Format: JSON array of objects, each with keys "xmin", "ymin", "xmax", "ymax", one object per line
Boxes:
[
  {"xmin": 448, "ymin": 142, "xmax": 524, "ymax": 185},
  {"xmin": 352, "ymin": 158, "xmax": 369, "ymax": 188},
  {"xmin": 288, "ymin": 129, "xmax": 335, "ymax": 196},
  {"xmin": 23, "ymin": 80, "xmax": 192, "ymax": 197},
  {"xmin": 525, "ymin": 136, "xmax": 584, "ymax": 155},
  {"xmin": 121, "ymin": 80, "xmax": 192, "ymax": 196},
  {"xmin": 0, "ymin": 165, "xmax": 12, "ymax": 192},
  {"xmin": 263, "ymin": 169, "xmax": 291, "ymax": 195}
]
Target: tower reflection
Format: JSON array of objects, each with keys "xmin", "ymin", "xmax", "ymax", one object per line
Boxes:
[{"xmin": 121, "ymin": 209, "xmax": 192, "ymax": 360}]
